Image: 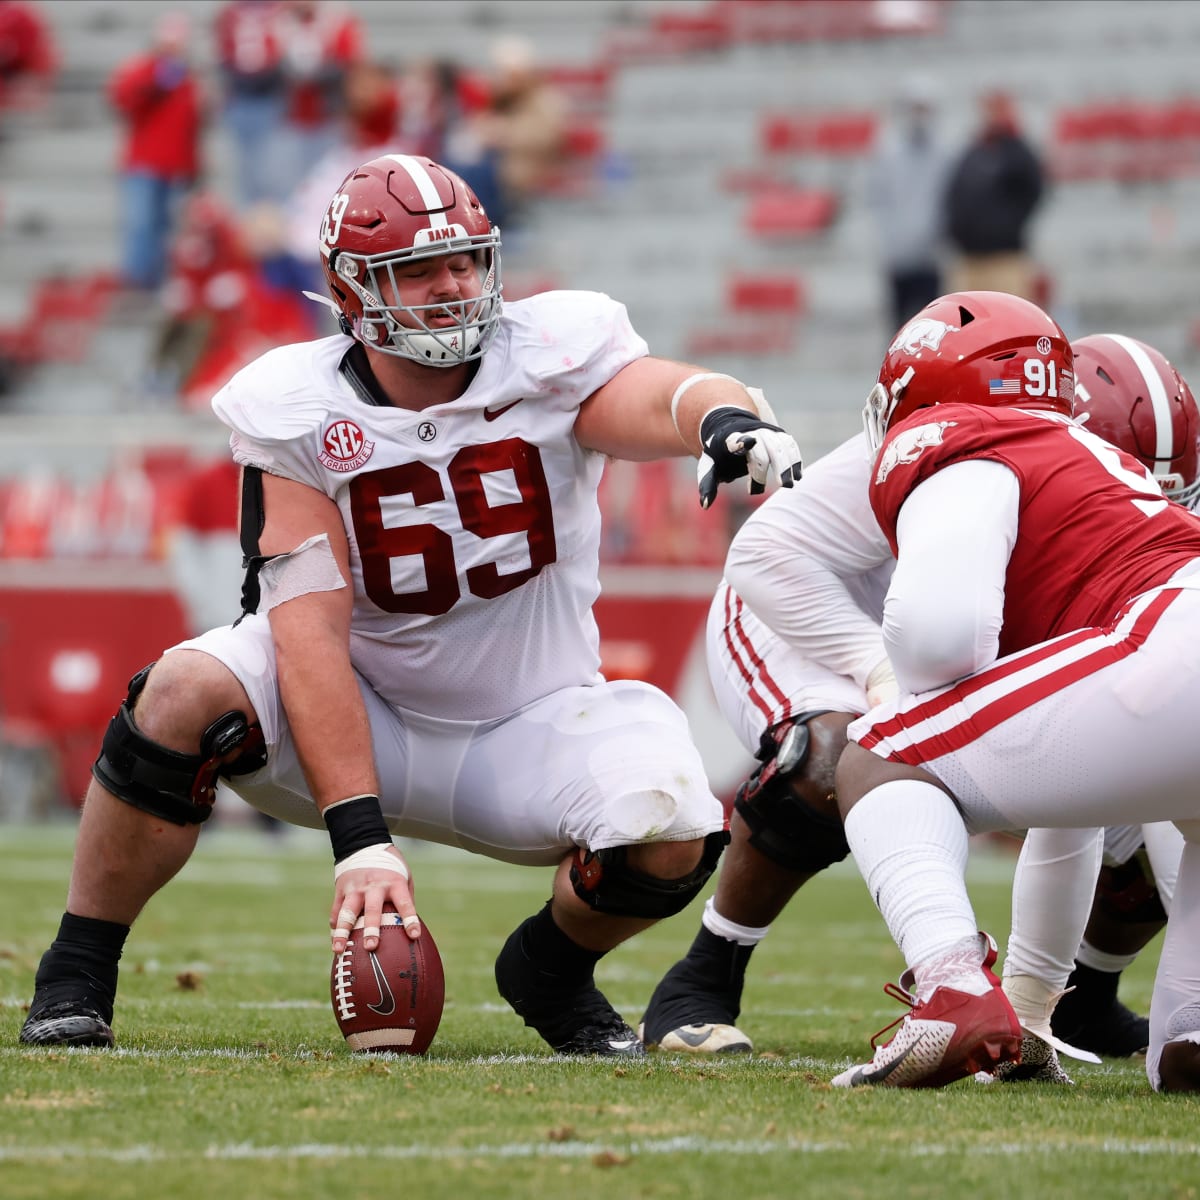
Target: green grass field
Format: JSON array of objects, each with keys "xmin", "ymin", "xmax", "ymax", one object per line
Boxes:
[{"xmin": 2, "ymin": 821, "xmax": 1196, "ymax": 1200}]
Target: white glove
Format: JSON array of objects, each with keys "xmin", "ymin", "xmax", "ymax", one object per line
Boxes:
[{"xmin": 696, "ymin": 406, "xmax": 803, "ymax": 509}]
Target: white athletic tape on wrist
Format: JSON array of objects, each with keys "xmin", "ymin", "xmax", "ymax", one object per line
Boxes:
[
  {"xmin": 257, "ymin": 532, "xmax": 347, "ymax": 612},
  {"xmin": 333, "ymin": 844, "xmax": 410, "ymax": 881},
  {"xmin": 745, "ymin": 385, "xmax": 778, "ymax": 424},
  {"xmin": 670, "ymin": 373, "xmax": 742, "ymax": 437},
  {"xmin": 865, "ymin": 658, "xmax": 899, "ymax": 707}
]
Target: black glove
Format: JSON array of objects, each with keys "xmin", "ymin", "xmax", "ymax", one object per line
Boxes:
[{"xmin": 696, "ymin": 406, "xmax": 803, "ymax": 509}]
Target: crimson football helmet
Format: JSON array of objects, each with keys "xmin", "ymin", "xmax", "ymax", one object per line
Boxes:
[
  {"xmin": 318, "ymin": 153, "xmax": 502, "ymax": 366},
  {"xmin": 1072, "ymin": 333, "xmax": 1200, "ymax": 508},
  {"xmin": 864, "ymin": 291, "xmax": 1074, "ymax": 452}
]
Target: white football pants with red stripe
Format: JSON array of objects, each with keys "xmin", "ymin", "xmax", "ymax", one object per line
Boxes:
[
  {"xmin": 705, "ymin": 580, "xmax": 869, "ymax": 755},
  {"xmin": 848, "ymin": 578, "xmax": 1200, "ymax": 1090}
]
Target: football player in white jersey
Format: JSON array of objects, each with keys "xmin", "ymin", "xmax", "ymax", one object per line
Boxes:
[
  {"xmin": 19, "ymin": 154, "xmax": 802, "ymax": 1057},
  {"xmin": 640, "ymin": 330, "xmax": 1197, "ymax": 1071}
]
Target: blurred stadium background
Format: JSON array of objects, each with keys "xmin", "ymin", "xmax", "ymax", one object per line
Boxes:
[{"xmin": 2, "ymin": 0, "xmax": 1200, "ymax": 820}]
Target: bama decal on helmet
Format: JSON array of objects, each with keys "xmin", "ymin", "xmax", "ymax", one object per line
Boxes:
[
  {"xmin": 889, "ymin": 317, "xmax": 959, "ymax": 356},
  {"xmin": 875, "ymin": 420, "xmax": 958, "ymax": 485},
  {"xmin": 415, "ymin": 224, "xmax": 470, "ymax": 247}
]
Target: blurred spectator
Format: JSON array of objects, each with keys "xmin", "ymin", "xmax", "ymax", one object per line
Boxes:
[
  {"xmin": 244, "ymin": 57, "xmax": 404, "ymax": 318},
  {"xmin": 0, "ymin": 0, "xmax": 56, "ymax": 119},
  {"xmin": 400, "ymin": 56, "xmax": 490, "ymax": 162},
  {"xmin": 274, "ymin": 0, "xmax": 363, "ymax": 197},
  {"xmin": 865, "ymin": 73, "xmax": 952, "ymax": 333},
  {"xmin": 944, "ymin": 89, "xmax": 1045, "ymax": 301},
  {"xmin": 476, "ymin": 36, "xmax": 568, "ymax": 226},
  {"xmin": 108, "ymin": 12, "xmax": 203, "ymax": 292},
  {"xmin": 398, "ymin": 56, "xmax": 503, "ymax": 221},
  {"xmin": 167, "ymin": 456, "xmax": 244, "ymax": 633},
  {"xmin": 148, "ymin": 191, "xmax": 314, "ymax": 408},
  {"xmin": 214, "ymin": 0, "xmax": 288, "ymax": 207}
]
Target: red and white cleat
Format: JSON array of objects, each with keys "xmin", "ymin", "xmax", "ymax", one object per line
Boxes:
[{"xmin": 832, "ymin": 934, "xmax": 1022, "ymax": 1089}]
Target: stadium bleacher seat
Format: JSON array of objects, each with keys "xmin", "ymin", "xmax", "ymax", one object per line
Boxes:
[
  {"xmin": 761, "ymin": 111, "xmax": 877, "ymax": 157},
  {"xmin": 745, "ymin": 188, "xmax": 839, "ymax": 237}
]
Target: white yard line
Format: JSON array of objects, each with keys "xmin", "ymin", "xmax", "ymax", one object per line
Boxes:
[{"xmin": 0, "ymin": 1135, "xmax": 1197, "ymax": 1164}]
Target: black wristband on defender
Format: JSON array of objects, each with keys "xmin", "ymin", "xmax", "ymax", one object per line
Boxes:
[{"xmin": 322, "ymin": 794, "xmax": 392, "ymax": 863}]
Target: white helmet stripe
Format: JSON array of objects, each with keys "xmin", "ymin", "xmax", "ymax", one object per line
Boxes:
[
  {"xmin": 1105, "ymin": 332, "xmax": 1172, "ymax": 461},
  {"xmin": 383, "ymin": 154, "xmax": 449, "ymax": 229}
]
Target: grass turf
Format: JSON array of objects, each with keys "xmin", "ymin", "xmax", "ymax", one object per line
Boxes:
[{"xmin": 2, "ymin": 821, "xmax": 1196, "ymax": 1199}]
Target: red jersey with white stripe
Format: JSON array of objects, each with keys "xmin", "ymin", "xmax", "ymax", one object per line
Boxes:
[{"xmin": 870, "ymin": 404, "xmax": 1200, "ymax": 656}]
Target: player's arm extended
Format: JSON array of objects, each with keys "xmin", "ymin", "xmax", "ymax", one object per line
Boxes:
[
  {"xmin": 573, "ymin": 356, "xmax": 802, "ymax": 507},
  {"xmin": 726, "ymin": 438, "xmax": 895, "ymax": 695},
  {"xmin": 256, "ymin": 471, "xmax": 414, "ymax": 953},
  {"xmin": 883, "ymin": 459, "xmax": 1017, "ymax": 693}
]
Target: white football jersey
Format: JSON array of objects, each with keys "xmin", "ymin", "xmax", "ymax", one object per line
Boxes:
[
  {"xmin": 212, "ymin": 290, "xmax": 649, "ymax": 719},
  {"xmin": 724, "ymin": 433, "xmax": 895, "ymax": 683}
]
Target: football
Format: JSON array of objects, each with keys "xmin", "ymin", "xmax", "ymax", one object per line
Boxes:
[{"xmin": 330, "ymin": 912, "xmax": 445, "ymax": 1054}]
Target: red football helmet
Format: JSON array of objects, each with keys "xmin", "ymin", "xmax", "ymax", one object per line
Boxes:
[
  {"xmin": 1072, "ymin": 333, "xmax": 1200, "ymax": 507},
  {"xmin": 318, "ymin": 153, "xmax": 502, "ymax": 366},
  {"xmin": 864, "ymin": 291, "xmax": 1074, "ymax": 452}
]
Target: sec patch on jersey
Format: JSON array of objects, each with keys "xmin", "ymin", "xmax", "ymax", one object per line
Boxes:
[{"xmin": 331, "ymin": 912, "xmax": 445, "ymax": 1054}]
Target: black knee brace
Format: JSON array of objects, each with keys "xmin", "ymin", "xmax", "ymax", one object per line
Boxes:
[
  {"xmin": 92, "ymin": 663, "xmax": 268, "ymax": 826},
  {"xmin": 734, "ymin": 712, "xmax": 850, "ymax": 874},
  {"xmin": 569, "ymin": 829, "xmax": 730, "ymax": 919}
]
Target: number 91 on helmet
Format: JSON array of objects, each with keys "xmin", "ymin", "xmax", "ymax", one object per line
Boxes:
[{"xmin": 864, "ymin": 291, "xmax": 1074, "ymax": 454}]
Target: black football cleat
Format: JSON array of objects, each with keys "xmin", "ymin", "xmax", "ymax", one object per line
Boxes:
[
  {"xmin": 495, "ymin": 926, "xmax": 644, "ymax": 1058},
  {"xmin": 20, "ymin": 998, "xmax": 115, "ymax": 1048},
  {"xmin": 1050, "ymin": 988, "xmax": 1149, "ymax": 1058},
  {"xmin": 639, "ymin": 927, "xmax": 753, "ymax": 1054}
]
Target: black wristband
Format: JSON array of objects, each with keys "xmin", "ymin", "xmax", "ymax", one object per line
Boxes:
[
  {"xmin": 699, "ymin": 405, "xmax": 784, "ymax": 448},
  {"xmin": 322, "ymin": 794, "xmax": 392, "ymax": 863}
]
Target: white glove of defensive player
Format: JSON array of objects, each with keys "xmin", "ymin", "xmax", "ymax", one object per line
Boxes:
[{"xmin": 696, "ymin": 406, "xmax": 803, "ymax": 509}]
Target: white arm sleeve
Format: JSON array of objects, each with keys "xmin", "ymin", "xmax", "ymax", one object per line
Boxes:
[{"xmin": 884, "ymin": 459, "xmax": 1018, "ymax": 694}]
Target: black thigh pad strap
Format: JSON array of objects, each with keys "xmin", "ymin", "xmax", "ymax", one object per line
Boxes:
[
  {"xmin": 92, "ymin": 670, "xmax": 267, "ymax": 827},
  {"xmin": 93, "ymin": 702, "xmax": 216, "ymax": 825},
  {"xmin": 569, "ymin": 829, "xmax": 730, "ymax": 919}
]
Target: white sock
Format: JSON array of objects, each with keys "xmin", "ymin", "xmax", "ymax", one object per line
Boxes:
[
  {"xmin": 1004, "ymin": 827, "xmax": 1103, "ymax": 991},
  {"xmin": 1075, "ymin": 939, "xmax": 1137, "ymax": 974},
  {"xmin": 700, "ymin": 897, "xmax": 770, "ymax": 946},
  {"xmin": 843, "ymin": 779, "xmax": 978, "ymax": 986}
]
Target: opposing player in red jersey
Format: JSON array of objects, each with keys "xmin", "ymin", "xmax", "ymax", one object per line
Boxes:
[
  {"xmin": 831, "ymin": 291, "xmax": 1200, "ymax": 1091},
  {"xmin": 641, "ymin": 328, "xmax": 1196, "ymax": 1067}
]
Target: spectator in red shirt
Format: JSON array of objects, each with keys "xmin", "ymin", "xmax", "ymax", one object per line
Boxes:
[
  {"xmin": 213, "ymin": 0, "xmax": 288, "ymax": 208},
  {"xmin": 108, "ymin": 12, "xmax": 204, "ymax": 291},
  {"xmin": 148, "ymin": 191, "xmax": 315, "ymax": 408},
  {"xmin": 0, "ymin": 0, "xmax": 56, "ymax": 119},
  {"xmin": 274, "ymin": 0, "xmax": 362, "ymax": 197}
]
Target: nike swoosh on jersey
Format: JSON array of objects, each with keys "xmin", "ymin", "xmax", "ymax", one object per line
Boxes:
[{"xmin": 483, "ymin": 398, "xmax": 525, "ymax": 421}]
